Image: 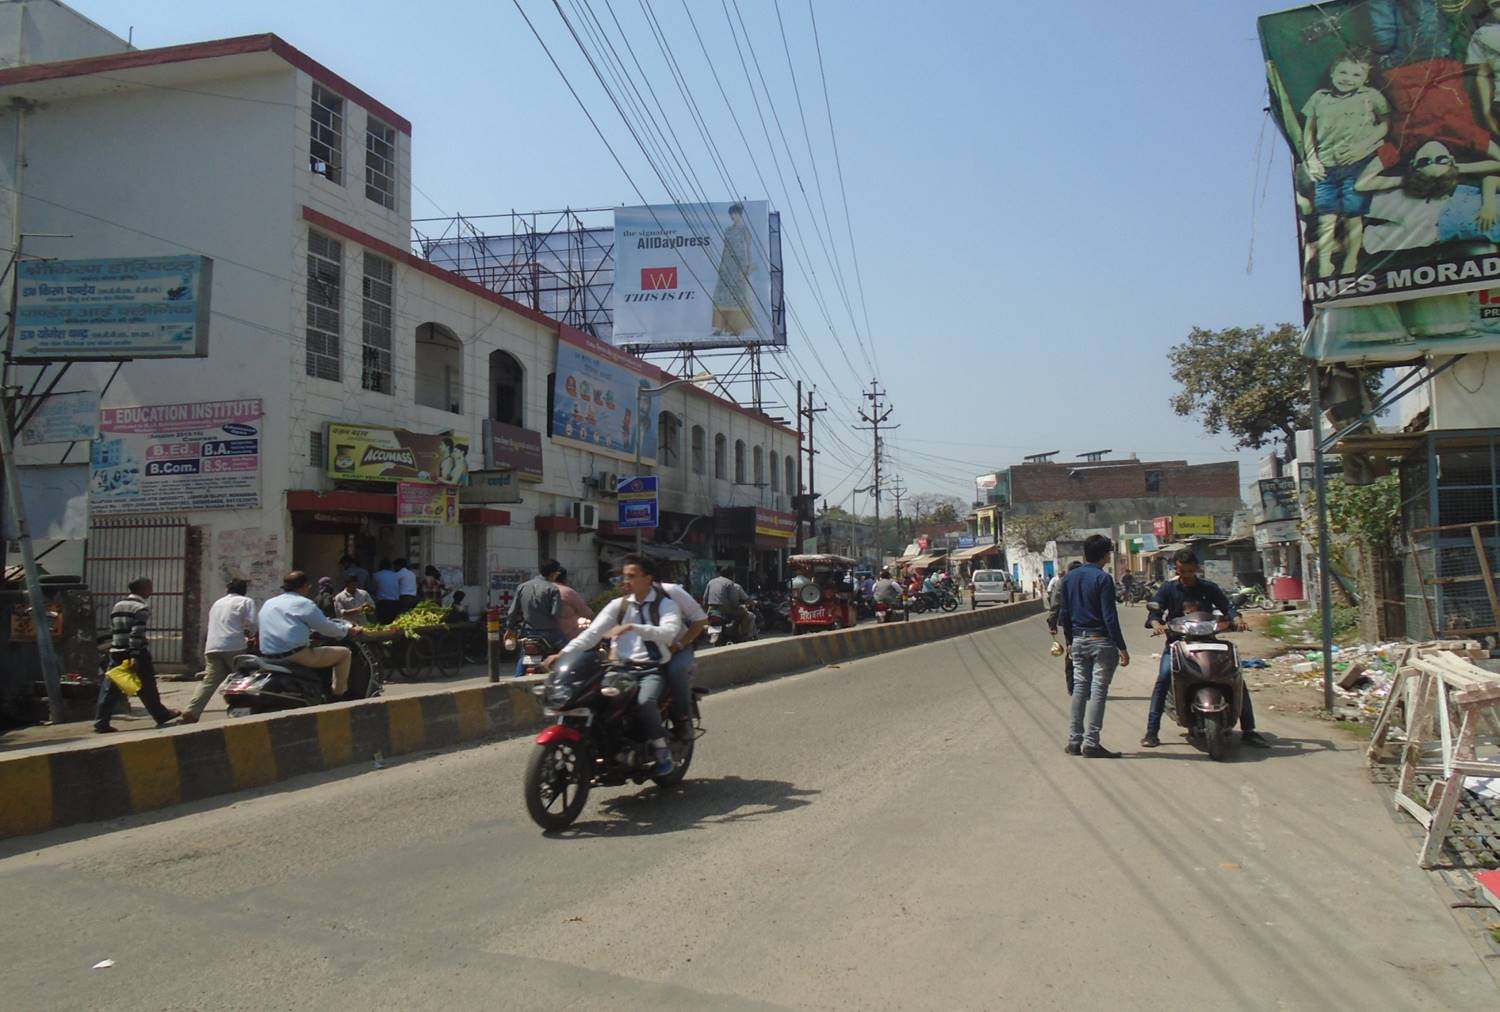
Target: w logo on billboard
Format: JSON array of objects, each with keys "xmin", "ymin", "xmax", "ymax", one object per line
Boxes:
[{"xmin": 641, "ymin": 266, "xmax": 678, "ymax": 290}]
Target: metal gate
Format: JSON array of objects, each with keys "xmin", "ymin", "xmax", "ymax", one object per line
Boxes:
[{"xmin": 86, "ymin": 516, "xmax": 190, "ymax": 665}]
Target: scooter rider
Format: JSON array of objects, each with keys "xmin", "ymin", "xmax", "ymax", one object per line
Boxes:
[
  {"xmin": 872, "ymin": 569, "xmax": 903, "ymax": 605},
  {"xmin": 508, "ymin": 559, "xmax": 566, "ymax": 676},
  {"xmin": 257, "ymin": 570, "xmax": 359, "ymax": 700},
  {"xmin": 1141, "ymin": 548, "xmax": 1269, "ymax": 749},
  {"xmin": 703, "ymin": 566, "xmax": 753, "ymax": 642},
  {"xmin": 554, "ymin": 554, "xmax": 685, "ymax": 776}
]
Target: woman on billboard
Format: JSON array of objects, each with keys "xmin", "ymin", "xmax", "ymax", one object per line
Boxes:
[{"xmin": 711, "ymin": 203, "xmax": 754, "ymax": 337}]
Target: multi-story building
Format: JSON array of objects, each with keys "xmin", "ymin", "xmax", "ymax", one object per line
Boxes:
[{"xmin": 1, "ymin": 10, "xmax": 798, "ymax": 665}]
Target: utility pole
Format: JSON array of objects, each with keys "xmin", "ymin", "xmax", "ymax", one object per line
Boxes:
[
  {"xmin": 890, "ymin": 475, "xmax": 907, "ymax": 554},
  {"xmin": 798, "ymin": 384, "xmax": 825, "ymax": 552},
  {"xmin": 857, "ymin": 380, "xmax": 895, "ymax": 568}
]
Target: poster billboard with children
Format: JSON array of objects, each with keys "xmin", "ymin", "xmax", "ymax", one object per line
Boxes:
[
  {"xmin": 1261, "ymin": 0, "xmax": 1500, "ymax": 334},
  {"xmin": 549, "ymin": 325, "xmax": 659, "ymax": 464}
]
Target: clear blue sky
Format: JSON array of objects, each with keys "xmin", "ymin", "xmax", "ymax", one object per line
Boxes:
[{"xmin": 70, "ymin": 0, "xmax": 1301, "ymax": 509}]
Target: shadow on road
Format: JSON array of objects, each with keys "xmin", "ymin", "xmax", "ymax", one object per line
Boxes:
[
  {"xmin": 1128, "ymin": 732, "xmax": 1340, "ymax": 764},
  {"xmin": 551, "ymin": 776, "xmax": 820, "ymax": 838}
]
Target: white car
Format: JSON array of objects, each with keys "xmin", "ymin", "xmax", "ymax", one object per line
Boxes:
[{"xmin": 970, "ymin": 569, "xmax": 1015, "ymax": 608}]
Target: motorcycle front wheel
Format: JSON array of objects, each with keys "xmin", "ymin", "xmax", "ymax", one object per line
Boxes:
[
  {"xmin": 524, "ymin": 740, "xmax": 592, "ymax": 830},
  {"xmin": 940, "ymin": 595, "xmax": 959, "ymax": 613},
  {"xmin": 1202, "ymin": 714, "xmax": 1231, "ymax": 762}
]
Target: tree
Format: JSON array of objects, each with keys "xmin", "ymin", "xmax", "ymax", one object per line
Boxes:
[
  {"xmin": 1004, "ymin": 511, "xmax": 1075, "ymax": 554},
  {"xmin": 907, "ymin": 492, "xmax": 965, "ymax": 529}
]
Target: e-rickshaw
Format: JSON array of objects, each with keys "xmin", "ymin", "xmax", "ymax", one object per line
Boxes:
[{"xmin": 787, "ymin": 554, "xmax": 857, "ymax": 635}]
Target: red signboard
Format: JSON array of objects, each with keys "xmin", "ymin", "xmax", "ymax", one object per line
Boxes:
[
  {"xmin": 641, "ymin": 266, "xmax": 678, "ymax": 290},
  {"xmin": 1152, "ymin": 516, "xmax": 1172, "ymax": 540}
]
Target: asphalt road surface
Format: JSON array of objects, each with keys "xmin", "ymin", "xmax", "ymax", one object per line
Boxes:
[{"xmin": 3, "ymin": 609, "xmax": 1495, "ymax": 1010}]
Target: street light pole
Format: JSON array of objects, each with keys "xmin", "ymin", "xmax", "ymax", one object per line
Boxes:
[{"xmin": 633, "ymin": 372, "xmax": 714, "ymax": 556}]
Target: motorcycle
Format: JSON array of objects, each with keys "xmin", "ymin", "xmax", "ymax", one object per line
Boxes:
[
  {"xmin": 874, "ymin": 594, "xmax": 909, "ymax": 623},
  {"xmin": 751, "ymin": 592, "xmax": 792, "ymax": 634},
  {"xmin": 1161, "ymin": 609, "xmax": 1244, "ymax": 762},
  {"xmin": 222, "ymin": 635, "xmax": 386, "ymax": 715},
  {"xmin": 1230, "ymin": 585, "xmax": 1276, "ymax": 611},
  {"xmin": 704, "ymin": 605, "xmax": 756, "ymax": 647},
  {"xmin": 523, "ymin": 648, "xmax": 706, "ymax": 830}
]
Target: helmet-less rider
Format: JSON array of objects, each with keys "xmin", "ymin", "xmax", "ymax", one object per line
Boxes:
[{"xmin": 550, "ymin": 554, "xmax": 685, "ymax": 777}]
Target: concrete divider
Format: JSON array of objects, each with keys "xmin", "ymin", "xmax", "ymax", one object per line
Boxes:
[{"xmin": 0, "ymin": 597, "xmax": 1041, "ymax": 840}]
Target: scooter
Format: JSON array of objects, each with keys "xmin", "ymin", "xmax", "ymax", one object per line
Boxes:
[
  {"xmin": 704, "ymin": 605, "xmax": 755, "ymax": 647},
  {"xmin": 1161, "ymin": 609, "xmax": 1244, "ymax": 761},
  {"xmin": 222, "ymin": 636, "xmax": 384, "ymax": 715},
  {"xmin": 874, "ymin": 594, "xmax": 908, "ymax": 623}
]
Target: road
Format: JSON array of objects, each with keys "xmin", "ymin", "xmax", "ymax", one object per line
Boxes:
[{"xmin": 2, "ymin": 608, "xmax": 1494, "ymax": 1010}]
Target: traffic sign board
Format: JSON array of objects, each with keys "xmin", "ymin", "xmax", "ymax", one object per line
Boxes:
[{"xmin": 617, "ymin": 475, "xmax": 658, "ymax": 529}]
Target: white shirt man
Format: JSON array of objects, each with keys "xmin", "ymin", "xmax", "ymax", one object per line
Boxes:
[
  {"xmin": 183, "ymin": 580, "xmax": 258, "ymax": 724},
  {"xmin": 333, "ymin": 578, "xmax": 375, "ymax": 626}
]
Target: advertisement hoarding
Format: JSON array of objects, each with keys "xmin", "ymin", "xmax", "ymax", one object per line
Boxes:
[
  {"xmin": 1173, "ymin": 515, "xmax": 1217, "ymax": 536},
  {"xmin": 18, "ymin": 390, "xmax": 99, "ymax": 446},
  {"xmin": 551, "ymin": 327, "xmax": 659, "ymax": 464},
  {"xmin": 461, "ymin": 470, "xmax": 523, "ymax": 505},
  {"xmin": 1257, "ymin": 477, "xmax": 1301, "ymax": 523},
  {"xmin": 326, "ymin": 424, "xmax": 471, "ymax": 485},
  {"xmin": 13, "ymin": 255, "xmax": 211, "ymax": 360},
  {"xmin": 612, "ymin": 201, "xmax": 778, "ymax": 347},
  {"xmin": 3, "ymin": 464, "xmax": 89, "ymax": 540},
  {"xmin": 1255, "ymin": 519, "xmax": 1303, "ymax": 548},
  {"xmin": 397, "ymin": 482, "xmax": 457, "ymax": 526},
  {"xmin": 91, "ymin": 399, "xmax": 261, "ymax": 515},
  {"xmin": 481, "ymin": 419, "xmax": 544, "ymax": 481},
  {"xmin": 617, "ymin": 475, "xmax": 658, "ymax": 529},
  {"xmin": 1260, "ymin": 1, "xmax": 1500, "ymax": 364},
  {"xmin": 754, "ymin": 508, "xmax": 797, "ymax": 540}
]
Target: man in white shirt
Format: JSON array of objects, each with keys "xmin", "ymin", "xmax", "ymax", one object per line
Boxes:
[
  {"xmin": 395, "ymin": 557, "xmax": 419, "ymax": 614},
  {"xmin": 558, "ymin": 555, "xmax": 684, "ymax": 775},
  {"xmin": 181, "ymin": 579, "xmax": 258, "ymax": 724},
  {"xmin": 333, "ymin": 575, "xmax": 375, "ymax": 626},
  {"xmin": 659, "ymin": 578, "xmax": 709, "ymax": 742}
]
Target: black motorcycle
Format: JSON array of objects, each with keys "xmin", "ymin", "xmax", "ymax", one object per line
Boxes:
[
  {"xmin": 222, "ymin": 636, "xmax": 384, "ymax": 715},
  {"xmin": 524, "ymin": 648, "xmax": 706, "ymax": 830},
  {"xmin": 704, "ymin": 604, "xmax": 755, "ymax": 647}
]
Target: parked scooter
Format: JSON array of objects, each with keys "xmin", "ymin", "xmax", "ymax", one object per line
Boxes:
[
  {"xmin": 1161, "ymin": 609, "xmax": 1244, "ymax": 761},
  {"xmin": 222, "ymin": 636, "xmax": 385, "ymax": 715},
  {"xmin": 1230, "ymin": 584, "xmax": 1276, "ymax": 611}
]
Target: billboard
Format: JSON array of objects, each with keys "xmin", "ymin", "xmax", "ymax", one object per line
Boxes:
[
  {"xmin": 326, "ymin": 424, "xmax": 471, "ymax": 485},
  {"xmin": 91, "ymin": 399, "xmax": 261, "ymax": 514},
  {"xmin": 1257, "ymin": 477, "xmax": 1301, "ymax": 524},
  {"xmin": 482, "ymin": 419, "xmax": 544, "ymax": 481},
  {"xmin": 612, "ymin": 201, "xmax": 780, "ymax": 347},
  {"xmin": 551, "ymin": 326, "xmax": 659, "ymax": 464},
  {"xmin": 13, "ymin": 255, "xmax": 211, "ymax": 360},
  {"xmin": 617, "ymin": 475, "xmax": 659, "ymax": 530},
  {"xmin": 19, "ymin": 390, "xmax": 99, "ymax": 446},
  {"xmin": 3, "ymin": 464, "xmax": 89, "ymax": 540},
  {"xmin": 397, "ymin": 481, "xmax": 457, "ymax": 526}
]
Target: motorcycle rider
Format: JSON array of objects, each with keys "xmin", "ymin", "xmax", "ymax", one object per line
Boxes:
[
  {"xmin": 1140, "ymin": 548, "xmax": 1269, "ymax": 749},
  {"xmin": 703, "ymin": 566, "xmax": 753, "ymax": 642},
  {"xmin": 872, "ymin": 568, "xmax": 903, "ymax": 605},
  {"xmin": 556, "ymin": 554, "xmax": 685, "ymax": 776},
  {"xmin": 257, "ymin": 570, "xmax": 359, "ymax": 700},
  {"xmin": 508, "ymin": 559, "xmax": 566, "ymax": 675},
  {"xmin": 658, "ymin": 577, "xmax": 709, "ymax": 742}
]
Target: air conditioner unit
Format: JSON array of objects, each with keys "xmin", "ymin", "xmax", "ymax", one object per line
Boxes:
[
  {"xmin": 570, "ymin": 501, "xmax": 599, "ymax": 530},
  {"xmin": 582, "ymin": 474, "xmax": 600, "ymax": 491},
  {"xmin": 604, "ymin": 472, "xmax": 621, "ymax": 494}
]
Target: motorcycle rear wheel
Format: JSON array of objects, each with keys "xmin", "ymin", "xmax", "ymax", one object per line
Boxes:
[
  {"xmin": 1202, "ymin": 714, "xmax": 1231, "ymax": 762},
  {"xmin": 652, "ymin": 710, "xmax": 697, "ymax": 787},
  {"xmin": 524, "ymin": 741, "xmax": 592, "ymax": 830},
  {"xmin": 940, "ymin": 595, "xmax": 959, "ymax": 613}
]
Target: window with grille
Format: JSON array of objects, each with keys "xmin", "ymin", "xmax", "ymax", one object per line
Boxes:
[
  {"xmin": 361, "ymin": 253, "xmax": 393, "ymax": 393},
  {"xmin": 714, "ymin": 433, "xmax": 727, "ymax": 479},
  {"xmin": 1145, "ymin": 470, "xmax": 1162, "ymax": 494},
  {"xmin": 691, "ymin": 426, "xmax": 705, "ymax": 475},
  {"xmin": 658, "ymin": 412, "xmax": 681, "ymax": 467},
  {"xmin": 309, "ymin": 429, "xmax": 324, "ymax": 467},
  {"xmin": 310, "ymin": 83, "xmax": 343, "ymax": 183},
  {"xmin": 365, "ymin": 115, "xmax": 396, "ymax": 209},
  {"xmin": 306, "ymin": 231, "xmax": 342, "ymax": 381},
  {"xmin": 463, "ymin": 525, "xmax": 485, "ymax": 585}
]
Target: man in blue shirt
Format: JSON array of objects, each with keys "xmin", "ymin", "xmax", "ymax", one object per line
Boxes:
[
  {"xmin": 1057, "ymin": 535, "xmax": 1131, "ymax": 758},
  {"xmin": 258, "ymin": 570, "xmax": 359, "ymax": 699},
  {"xmin": 373, "ymin": 558, "xmax": 401, "ymax": 624}
]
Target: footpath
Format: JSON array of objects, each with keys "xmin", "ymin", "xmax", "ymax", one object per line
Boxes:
[{"xmin": 0, "ymin": 598, "xmax": 1042, "ymax": 840}]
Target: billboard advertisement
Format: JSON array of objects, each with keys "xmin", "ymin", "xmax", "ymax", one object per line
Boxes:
[
  {"xmin": 1260, "ymin": 2, "xmax": 1500, "ymax": 340},
  {"xmin": 1257, "ymin": 477, "xmax": 1301, "ymax": 524},
  {"xmin": 19, "ymin": 390, "xmax": 99, "ymax": 446},
  {"xmin": 397, "ymin": 481, "xmax": 457, "ymax": 526},
  {"xmin": 326, "ymin": 424, "xmax": 472, "ymax": 486},
  {"xmin": 13, "ymin": 255, "xmax": 211, "ymax": 361},
  {"xmin": 551, "ymin": 327, "xmax": 659, "ymax": 464},
  {"xmin": 612, "ymin": 201, "xmax": 779, "ymax": 347},
  {"xmin": 91, "ymin": 399, "xmax": 261, "ymax": 514},
  {"xmin": 482, "ymin": 419, "xmax": 544, "ymax": 481},
  {"xmin": 617, "ymin": 475, "xmax": 659, "ymax": 530},
  {"xmin": 3, "ymin": 464, "xmax": 89, "ymax": 540}
]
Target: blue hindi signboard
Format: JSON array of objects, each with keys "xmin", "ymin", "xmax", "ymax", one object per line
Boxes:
[
  {"xmin": 958, "ymin": 534, "xmax": 976, "ymax": 549},
  {"xmin": 617, "ymin": 474, "xmax": 658, "ymax": 529}
]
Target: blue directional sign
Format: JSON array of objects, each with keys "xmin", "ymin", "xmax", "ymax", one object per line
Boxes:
[{"xmin": 617, "ymin": 475, "xmax": 658, "ymax": 529}]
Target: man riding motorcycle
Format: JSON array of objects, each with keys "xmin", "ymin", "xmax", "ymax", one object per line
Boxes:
[
  {"xmin": 872, "ymin": 569, "xmax": 903, "ymax": 605},
  {"xmin": 552, "ymin": 554, "xmax": 685, "ymax": 776},
  {"xmin": 1141, "ymin": 548, "xmax": 1269, "ymax": 749},
  {"xmin": 703, "ymin": 566, "xmax": 753, "ymax": 642},
  {"xmin": 658, "ymin": 577, "xmax": 709, "ymax": 743}
]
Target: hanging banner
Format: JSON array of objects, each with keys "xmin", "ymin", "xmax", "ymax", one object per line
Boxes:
[
  {"xmin": 13, "ymin": 255, "xmax": 211, "ymax": 360},
  {"xmin": 326, "ymin": 423, "xmax": 472, "ymax": 486},
  {"xmin": 18, "ymin": 390, "xmax": 99, "ymax": 446},
  {"xmin": 397, "ymin": 481, "xmax": 457, "ymax": 526},
  {"xmin": 91, "ymin": 399, "xmax": 261, "ymax": 514},
  {"xmin": 1260, "ymin": 1, "xmax": 1500, "ymax": 338},
  {"xmin": 550, "ymin": 326, "xmax": 659, "ymax": 464},
  {"xmin": 611, "ymin": 201, "xmax": 780, "ymax": 347},
  {"xmin": 2, "ymin": 464, "xmax": 90, "ymax": 540}
]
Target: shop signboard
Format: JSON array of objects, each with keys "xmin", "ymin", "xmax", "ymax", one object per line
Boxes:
[
  {"xmin": 488, "ymin": 566, "xmax": 531, "ymax": 612},
  {"xmin": 1173, "ymin": 515, "xmax": 1216, "ymax": 537},
  {"xmin": 753, "ymin": 508, "xmax": 797, "ymax": 540},
  {"xmin": 18, "ymin": 389, "xmax": 99, "ymax": 446},
  {"xmin": 550, "ymin": 326, "xmax": 659, "ymax": 464},
  {"xmin": 482, "ymin": 419, "xmax": 544, "ymax": 482},
  {"xmin": 1152, "ymin": 516, "xmax": 1172, "ymax": 540},
  {"xmin": 91, "ymin": 399, "xmax": 261, "ymax": 514},
  {"xmin": 611, "ymin": 200, "xmax": 778, "ymax": 347},
  {"xmin": 958, "ymin": 534, "xmax": 976, "ymax": 549},
  {"xmin": 616, "ymin": 475, "xmax": 658, "ymax": 530},
  {"xmin": 1254, "ymin": 519, "xmax": 1302, "ymax": 548},
  {"xmin": 2, "ymin": 464, "xmax": 89, "ymax": 540},
  {"xmin": 1257, "ymin": 477, "xmax": 1300, "ymax": 523},
  {"xmin": 326, "ymin": 423, "xmax": 472, "ymax": 486},
  {"xmin": 461, "ymin": 470, "xmax": 523, "ymax": 505},
  {"xmin": 397, "ymin": 481, "xmax": 457, "ymax": 527},
  {"xmin": 13, "ymin": 255, "xmax": 212, "ymax": 361},
  {"xmin": 1298, "ymin": 458, "xmax": 1344, "ymax": 493}
]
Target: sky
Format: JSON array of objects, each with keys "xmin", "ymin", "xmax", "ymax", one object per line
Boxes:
[{"xmin": 67, "ymin": 0, "xmax": 1303, "ymax": 510}]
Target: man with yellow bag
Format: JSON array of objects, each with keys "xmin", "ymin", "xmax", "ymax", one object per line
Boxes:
[{"xmin": 95, "ymin": 577, "xmax": 181, "ymax": 733}]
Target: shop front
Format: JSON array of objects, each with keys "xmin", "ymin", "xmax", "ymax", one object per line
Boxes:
[
  {"xmin": 713, "ymin": 506, "xmax": 797, "ymax": 591},
  {"xmin": 950, "ymin": 542, "xmax": 1004, "ymax": 580}
]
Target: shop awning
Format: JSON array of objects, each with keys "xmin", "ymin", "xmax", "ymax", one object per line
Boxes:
[
  {"xmin": 951, "ymin": 544, "xmax": 1002, "ymax": 562},
  {"xmin": 907, "ymin": 553, "xmax": 946, "ymax": 568},
  {"xmin": 1145, "ymin": 542, "xmax": 1188, "ymax": 557},
  {"xmin": 287, "ymin": 489, "xmax": 396, "ymax": 515},
  {"xmin": 595, "ymin": 537, "xmax": 696, "ymax": 563}
]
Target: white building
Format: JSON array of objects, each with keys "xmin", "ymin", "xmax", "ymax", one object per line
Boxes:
[{"xmin": 1, "ymin": 8, "xmax": 799, "ymax": 665}]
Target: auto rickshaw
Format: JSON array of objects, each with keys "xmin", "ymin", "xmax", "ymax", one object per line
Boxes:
[{"xmin": 787, "ymin": 554, "xmax": 857, "ymax": 635}]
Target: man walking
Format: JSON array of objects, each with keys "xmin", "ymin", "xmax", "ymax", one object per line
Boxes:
[
  {"xmin": 94, "ymin": 577, "xmax": 181, "ymax": 733},
  {"xmin": 1058, "ymin": 535, "xmax": 1130, "ymax": 758},
  {"xmin": 257, "ymin": 571, "xmax": 357, "ymax": 699},
  {"xmin": 180, "ymin": 578, "xmax": 258, "ymax": 724},
  {"xmin": 507, "ymin": 559, "xmax": 566, "ymax": 674}
]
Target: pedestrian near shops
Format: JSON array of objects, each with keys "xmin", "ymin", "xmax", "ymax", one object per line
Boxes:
[
  {"xmin": 395, "ymin": 558, "xmax": 419, "ymax": 614},
  {"xmin": 181, "ymin": 579, "xmax": 258, "ymax": 724},
  {"xmin": 314, "ymin": 576, "xmax": 337, "ymax": 618},
  {"xmin": 94, "ymin": 577, "xmax": 181, "ymax": 733},
  {"xmin": 1058, "ymin": 535, "xmax": 1130, "ymax": 758},
  {"xmin": 551, "ymin": 567, "xmax": 594, "ymax": 632},
  {"xmin": 340, "ymin": 554, "xmax": 370, "ymax": 592},
  {"xmin": 1046, "ymin": 560, "xmax": 1083, "ymax": 695},
  {"xmin": 333, "ymin": 576, "xmax": 374, "ymax": 626},
  {"xmin": 507, "ymin": 559, "xmax": 566, "ymax": 674},
  {"xmin": 373, "ymin": 559, "xmax": 401, "ymax": 623}
]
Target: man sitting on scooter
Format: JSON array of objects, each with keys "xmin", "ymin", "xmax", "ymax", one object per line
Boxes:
[
  {"xmin": 554, "ymin": 554, "xmax": 685, "ymax": 777},
  {"xmin": 703, "ymin": 566, "xmax": 753, "ymax": 642},
  {"xmin": 1141, "ymin": 548, "xmax": 1269, "ymax": 749},
  {"xmin": 257, "ymin": 570, "xmax": 359, "ymax": 700},
  {"xmin": 872, "ymin": 569, "xmax": 903, "ymax": 605}
]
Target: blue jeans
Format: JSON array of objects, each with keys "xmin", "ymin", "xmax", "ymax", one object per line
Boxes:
[
  {"xmin": 664, "ymin": 646, "xmax": 695, "ymax": 725},
  {"xmin": 1147, "ymin": 643, "xmax": 1257, "ymax": 734},
  {"xmin": 1068, "ymin": 636, "xmax": 1120, "ymax": 750},
  {"xmin": 636, "ymin": 671, "xmax": 667, "ymax": 742}
]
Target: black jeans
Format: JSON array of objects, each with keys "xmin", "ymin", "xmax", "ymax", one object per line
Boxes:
[{"xmin": 95, "ymin": 650, "xmax": 174, "ymax": 729}]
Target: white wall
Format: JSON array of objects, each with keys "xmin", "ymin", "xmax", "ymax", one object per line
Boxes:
[{"xmin": 0, "ymin": 0, "xmax": 129, "ymax": 67}]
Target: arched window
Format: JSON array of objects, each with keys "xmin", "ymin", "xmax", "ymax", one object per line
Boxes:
[
  {"xmin": 753, "ymin": 446, "xmax": 765, "ymax": 487},
  {"xmin": 657, "ymin": 411, "xmax": 681, "ymax": 467},
  {"xmin": 691, "ymin": 425, "xmax": 706, "ymax": 475},
  {"xmin": 714, "ymin": 433, "xmax": 727, "ymax": 479},
  {"xmin": 734, "ymin": 439, "xmax": 746, "ymax": 484},
  {"xmin": 489, "ymin": 350, "xmax": 523, "ymax": 427},
  {"xmin": 785, "ymin": 455, "xmax": 796, "ymax": 496},
  {"xmin": 769, "ymin": 451, "xmax": 780, "ymax": 492},
  {"xmin": 415, "ymin": 323, "xmax": 463, "ymax": 413}
]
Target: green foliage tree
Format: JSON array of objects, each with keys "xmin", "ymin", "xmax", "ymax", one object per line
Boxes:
[{"xmin": 1004, "ymin": 511, "xmax": 1075, "ymax": 555}]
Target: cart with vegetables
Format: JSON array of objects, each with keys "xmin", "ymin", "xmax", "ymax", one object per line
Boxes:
[{"xmin": 363, "ymin": 601, "xmax": 467, "ymax": 681}]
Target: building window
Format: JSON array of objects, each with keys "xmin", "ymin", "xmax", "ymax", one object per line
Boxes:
[
  {"xmin": 309, "ymin": 429, "xmax": 323, "ymax": 467},
  {"xmin": 365, "ymin": 115, "xmax": 397, "ymax": 210},
  {"xmin": 306, "ymin": 230, "xmax": 342, "ymax": 381},
  {"xmin": 490, "ymin": 351, "xmax": 524, "ymax": 427},
  {"xmin": 1145, "ymin": 470, "xmax": 1162, "ymax": 494},
  {"xmin": 714, "ymin": 433, "xmax": 727, "ymax": 479},
  {"xmin": 463, "ymin": 525, "xmax": 485, "ymax": 585},
  {"xmin": 735, "ymin": 440, "xmax": 746, "ymax": 484},
  {"xmin": 361, "ymin": 253, "xmax": 393, "ymax": 393},
  {"xmin": 769, "ymin": 451, "xmax": 780, "ymax": 492},
  {"xmin": 753, "ymin": 446, "xmax": 765, "ymax": 487},
  {"xmin": 310, "ymin": 83, "xmax": 343, "ymax": 183},
  {"xmin": 691, "ymin": 425, "xmax": 706, "ymax": 475},
  {"xmin": 415, "ymin": 323, "xmax": 463, "ymax": 413},
  {"xmin": 786, "ymin": 456, "xmax": 796, "ymax": 495},
  {"xmin": 657, "ymin": 412, "xmax": 681, "ymax": 467}
]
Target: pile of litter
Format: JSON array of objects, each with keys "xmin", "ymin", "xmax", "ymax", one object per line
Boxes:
[{"xmin": 1239, "ymin": 642, "xmax": 1405, "ymax": 720}]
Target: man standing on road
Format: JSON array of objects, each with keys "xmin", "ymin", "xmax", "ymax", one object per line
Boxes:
[
  {"xmin": 395, "ymin": 558, "xmax": 419, "ymax": 614},
  {"xmin": 180, "ymin": 578, "xmax": 258, "ymax": 725},
  {"xmin": 508, "ymin": 559, "xmax": 566, "ymax": 675},
  {"xmin": 1046, "ymin": 560, "xmax": 1083, "ymax": 695},
  {"xmin": 373, "ymin": 559, "xmax": 401, "ymax": 624},
  {"xmin": 1058, "ymin": 535, "xmax": 1130, "ymax": 758},
  {"xmin": 704, "ymin": 566, "xmax": 753, "ymax": 641},
  {"xmin": 258, "ymin": 571, "xmax": 358, "ymax": 699},
  {"xmin": 94, "ymin": 577, "xmax": 181, "ymax": 733}
]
